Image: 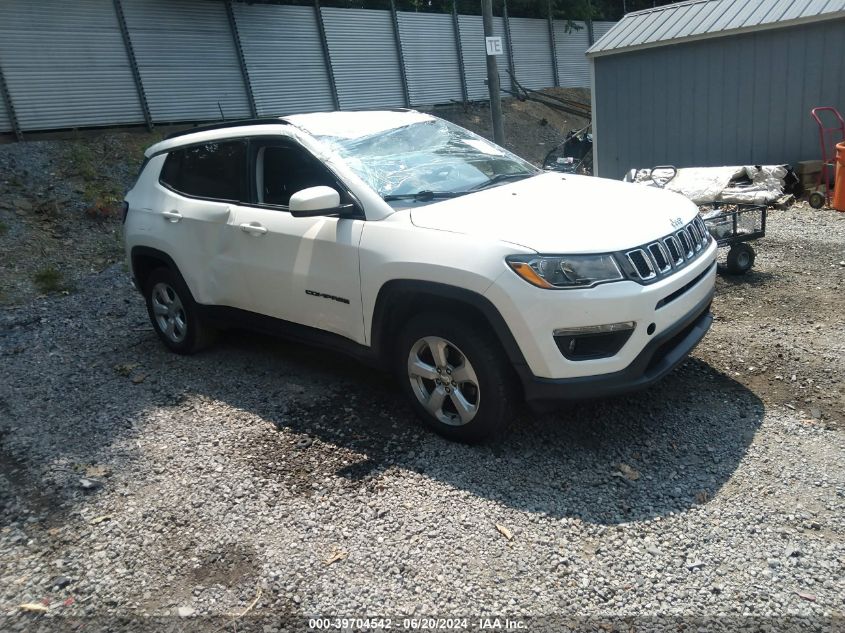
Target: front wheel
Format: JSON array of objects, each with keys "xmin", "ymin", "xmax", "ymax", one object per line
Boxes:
[{"xmin": 396, "ymin": 313, "xmax": 515, "ymax": 443}]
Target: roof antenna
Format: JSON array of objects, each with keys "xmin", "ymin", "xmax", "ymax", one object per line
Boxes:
[{"xmin": 218, "ymin": 101, "xmax": 225, "ymax": 121}]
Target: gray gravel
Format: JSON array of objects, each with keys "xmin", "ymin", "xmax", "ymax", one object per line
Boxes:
[{"xmin": 1, "ymin": 209, "xmax": 844, "ymax": 632}]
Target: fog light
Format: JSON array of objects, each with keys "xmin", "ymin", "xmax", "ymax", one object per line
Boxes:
[{"xmin": 553, "ymin": 322, "xmax": 635, "ymax": 360}]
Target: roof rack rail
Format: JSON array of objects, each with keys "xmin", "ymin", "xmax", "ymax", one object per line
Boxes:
[
  {"xmin": 336, "ymin": 107, "xmax": 415, "ymax": 113},
  {"xmin": 165, "ymin": 117, "xmax": 288, "ymax": 140}
]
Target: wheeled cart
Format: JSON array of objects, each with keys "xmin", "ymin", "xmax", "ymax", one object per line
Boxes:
[{"xmin": 699, "ymin": 202, "xmax": 767, "ymax": 275}]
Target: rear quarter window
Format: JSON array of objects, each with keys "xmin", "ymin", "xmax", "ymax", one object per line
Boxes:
[{"xmin": 159, "ymin": 140, "xmax": 247, "ymax": 202}]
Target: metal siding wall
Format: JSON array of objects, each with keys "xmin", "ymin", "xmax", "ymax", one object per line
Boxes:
[
  {"xmin": 720, "ymin": 35, "xmax": 741, "ymax": 164},
  {"xmin": 0, "ymin": 0, "xmax": 143, "ymax": 131},
  {"xmin": 321, "ymin": 8, "xmax": 405, "ymax": 110},
  {"xmin": 594, "ymin": 18, "xmax": 845, "ymax": 178},
  {"xmin": 397, "ymin": 12, "xmax": 463, "ymax": 106},
  {"xmin": 0, "ymin": 2, "xmax": 615, "ymax": 133},
  {"xmin": 232, "ymin": 3, "xmax": 334, "ymax": 116},
  {"xmin": 458, "ymin": 15, "xmax": 512, "ymax": 100},
  {"xmin": 122, "ymin": 0, "xmax": 250, "ymax": 123},
  {"xmin": 592, "ymin": 21, "xmax": 615, "ymax": 42},
  {"xmin": 509, "ymin": 18, "xmax": 554, "ymax": 90},
  {"xmin": 0, "ymin": 90, "xmax": 10, "ymax": 132},
  {"xmin": 553, "ymin": 21, "xmax": 590, "ymax": 87},
  {"xmin": 458, "ymin": 16, "xmax": 488, "ymax": 100},
  {"xmin": 704, "ymin": 35, "xmax": 725, "ymax": 166},
  {"xmin": 812, "ymin": 19, "xmax": 845, "ymax": 157},
  {"xmin": 690, "ymin": 42, "xmax": 709, "ymax": 164},
  {"xmin": 593, "ymin": 55, "xmax": 618, "ymax": 175}
]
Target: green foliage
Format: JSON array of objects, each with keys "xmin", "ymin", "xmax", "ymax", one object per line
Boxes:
[
  {"xmin": 33, "ymin": 266, "xmax": 70, "ymax": 294},
  {"xmin": 65, "ymin": 141, "xmax": 99, "ymax": 182},
  {"xmin": 64, "ymin": 132, "xmax": 160, "ymax": 216}
]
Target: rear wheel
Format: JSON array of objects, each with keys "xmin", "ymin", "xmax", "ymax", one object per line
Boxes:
[
  {"xmin": 143, "ymin": 268, "xmax": 215, "ymax": 354},
  {"xmin": 396, "ymin": 313, "xmax": 515, "ymax": 442}
]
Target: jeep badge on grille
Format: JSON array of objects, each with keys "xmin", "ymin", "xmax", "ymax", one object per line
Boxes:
[{"xmin": 670, "ymin": 217, "xmax": 683, "ymax": 229}]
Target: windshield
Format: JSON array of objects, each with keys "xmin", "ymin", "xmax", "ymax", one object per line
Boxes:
[{"xmin": 306, "ymin": 116, "xmax": 539, "ymax": 200}]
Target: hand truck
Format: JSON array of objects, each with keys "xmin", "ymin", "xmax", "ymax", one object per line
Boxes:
[{"xmin": 809, "ymin": 107, "xmax": 844, "ymax": 209}]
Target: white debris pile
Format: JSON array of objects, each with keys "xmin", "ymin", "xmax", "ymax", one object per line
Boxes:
[{"xmin": 625, "ymin": 165, "xmax": 788, "ymax": 205}]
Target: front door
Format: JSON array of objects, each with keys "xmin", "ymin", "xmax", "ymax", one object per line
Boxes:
[{"xmin": 225, "ymin": 141, "xmax": 365, "ymax": 344}]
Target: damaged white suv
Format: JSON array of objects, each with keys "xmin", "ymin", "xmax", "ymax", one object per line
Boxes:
[{"xmin": 124, "ymin": 110, "xmax": 717, "ymax": 442}]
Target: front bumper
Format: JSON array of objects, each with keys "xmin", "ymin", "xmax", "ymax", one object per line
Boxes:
[
  {"xmin": 517, "ymin": 290, "xmax": 713, "ymax": 409},
  {"xmin": 484, "ymin": 241, "xmax": 717, "ymax": 380}
]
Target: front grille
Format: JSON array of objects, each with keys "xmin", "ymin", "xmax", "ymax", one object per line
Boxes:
[
  {"xmin": 626, "ymin": 249, "xmax": 655, "ymax": 279},
  {"xmin": 694, "ymin": 216, "xmax": 708, "ymax": 242},
  {"xmin": 648, "ymin": 242, "xmax": 671, "ymax": 273},
  {"xmin": 687, "ymin": 224, "xmax": 702, "ymax": 251},
  {"xmin": 621, "ymin": 216, "xmax": 710, "ymax": 284},
  {"xmin": 663, "ymin": 236, "xmax": 683, "ymax": 265},
  {"xmin": 677, "ymin": 230, "xmax": 692, "ymax": 257}
]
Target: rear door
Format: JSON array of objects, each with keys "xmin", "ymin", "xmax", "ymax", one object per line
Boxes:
[
  {"xmin": 156, "ymin": 140, "xmax": 248, "ymax": 307},
  {"xmin": 224, "ymin": 138, "xmax": 366, "ymax": 344}
]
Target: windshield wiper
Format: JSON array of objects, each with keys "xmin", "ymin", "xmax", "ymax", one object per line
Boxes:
[
  {"xmin": 382, "ymin": 190, "xmax": 468, "ymax": 202},
  {"xmin": 469, "ymin": 172, "xmax": 535, "ymax": 191}
]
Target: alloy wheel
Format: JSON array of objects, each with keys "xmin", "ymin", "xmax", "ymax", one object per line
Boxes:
[
  {"xmin": 407, "ymin": 336, "xmax": 480, "ymax": 426},
  {"xmin": 150, "ymin": 282, "xmax": 188, "ymax": 344}
]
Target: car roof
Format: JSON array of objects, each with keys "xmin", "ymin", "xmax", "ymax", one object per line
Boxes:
[
  {"xmin": 145, "ymin": 109, "xmax": 433, "ymax": 157},
  {"xmin": 284, "ymin": 109, "xmax": 434, "ymax": 140}
]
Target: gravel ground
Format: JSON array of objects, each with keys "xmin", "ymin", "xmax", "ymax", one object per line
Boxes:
[{"xmin": 1, "ymin": 202, "xmax": 843, "ymax": 632}]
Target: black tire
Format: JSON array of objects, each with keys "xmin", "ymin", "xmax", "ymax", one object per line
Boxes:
[
  {"xmin": 808, "ymin": 191, "xmax": 825, "ymax": 209},
  {"xmin": 395, "ymin": 312, "xmax": 516, "ymax": 443},
  {"xmin": 143, "ymin": 267, "xmax": 215, "ymax": 354},
  {"xmin": 725, "ymin": 243, "xmax": 755, "ymax": 275}
]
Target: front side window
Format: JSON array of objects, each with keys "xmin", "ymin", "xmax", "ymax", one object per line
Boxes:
[
  {"xmin": 160, "ymin": 140, "xmax": 246, "ymax": 202},
  {"xmin": 256, "ymin": 144, "xmax": 345, "ymax": 207}
]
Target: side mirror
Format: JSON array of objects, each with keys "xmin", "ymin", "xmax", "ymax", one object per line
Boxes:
[{"xmin": 289, "ymin": 186, "xmax": 342, "ymax": 218}]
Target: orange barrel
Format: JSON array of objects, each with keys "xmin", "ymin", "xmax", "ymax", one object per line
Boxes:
[{"xmin": 835, "ymin": 141, "xmax": 845, "ymax": 212}]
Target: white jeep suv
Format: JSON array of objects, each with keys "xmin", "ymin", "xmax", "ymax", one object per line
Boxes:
[{"xmin": 124, "ymin": 110, "xmax": 717, "ymax": 442}]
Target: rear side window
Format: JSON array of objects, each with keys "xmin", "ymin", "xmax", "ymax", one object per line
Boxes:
[{"xmin": 160, "ymin": 141, "xmax": 246, "ymax": 202}]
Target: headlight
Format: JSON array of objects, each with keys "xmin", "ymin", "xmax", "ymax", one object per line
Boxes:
[{"xmin": 506, "ymin": 254, "xmax": 624, "ymax": 289}]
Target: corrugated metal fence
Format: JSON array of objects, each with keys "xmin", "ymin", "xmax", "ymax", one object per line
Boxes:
[{"xmin": 0, "ymin": 0, "xmax": 613, "ymax": 137}]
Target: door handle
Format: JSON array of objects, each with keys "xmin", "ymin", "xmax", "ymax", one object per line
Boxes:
[
  {"xmin": 240, "ymin": 222, "xmax": 267, "ymax": 236},
  {"xmin": 161, "ymin": 210, "xmax": 182, "ymax": 222}
]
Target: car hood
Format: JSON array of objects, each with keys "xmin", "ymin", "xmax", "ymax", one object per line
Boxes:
[{"xmin": 409, "ymin": 172, "xmax": 700, "ymax": 253}]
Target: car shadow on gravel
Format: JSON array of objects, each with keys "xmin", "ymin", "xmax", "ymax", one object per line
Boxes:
[
  {"xmin": 715, "ymin": 268, "xmax": 779, "ymax": 288},
  {"xmin": 194, "ymin": 330, "xmax": 765, "ymax": 526},
  {"xmin": 0, "ymin": 312, "xmax": 764, "ymax": 532}
]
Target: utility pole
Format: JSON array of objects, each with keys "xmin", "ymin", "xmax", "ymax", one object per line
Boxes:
[{"xmin": 482, "ymin": 0, "xmax": 505, "ymax": 145}]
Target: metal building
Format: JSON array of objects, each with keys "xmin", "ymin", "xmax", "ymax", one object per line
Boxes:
[{"xmin": 587, "ymin": 0, "xmax": 845, "ymax": 179}]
